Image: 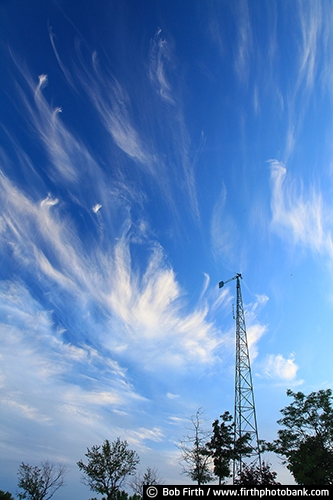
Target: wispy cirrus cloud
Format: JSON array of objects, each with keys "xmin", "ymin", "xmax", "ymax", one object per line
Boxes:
[
  {"xmin": 0, "ymin": 294, "xmax": 103, "ymax": 409},
  {"xmin": 269, "ymin": 160, "xmax": 333, "ymax": 259},
  {"xmin": 292, "ymin": 0, "xmax": 333, "ymax": 184},
  {"xmin": 281, "ymin": 2, "xmax": 333, "ymax": 160},
  {"xmin": 9, "ymin": 56, "xmax": 118, "ymax": 225},
  {"xmin": 79, "ymin": 58, "xmax": 155, "ymax": 172},
  {"xmin": 99, "ymin": 238, "xmax": 222, "ymax": 368},
  {"xmin": 0, "ymin": 166, "xmax": 220, "ymax": 370},
  {"xmin": 0, "ymin": 43, "xmax": 214, "ymax": 375},
  {"xmin": 125, "ymin": 427, "xmax": 164, "ymax": 451},
  {"xmin": 46, "ymin": 29, "xmax": 200, "ymax": 223},
  {"xmin": 13, "ymin": 70, "xmax": 77, "ymax": 185},
  {"xmin": 243, "ymin": 293, "xmax": 269, "ymax": 361},
  {"xmin": 49, "ymin": 25, "xmax": 77, "ymax": 91},
  {"xmin": 296, "ymin": 0, "xmax": 326, "ymax": 92},
  {"xmin": 0, "ymin": 162, "xmax": 223, "ymax": 468},
  {"xmin": 0, "ymin": 279, "xmax": 151, "ymax": 454},
  {"xmin": 210, "ymin": 183, "xmax": 239, "ymax": 266},
  {"xmin": 233, "ymin": 0, "xmax": 253, "ymax": 84},
  {"xmin": 148, "ymin": 28, "xmax": 175, "ymax": 105},
  {"xmin": 147, "ymin": 29, "xmax": 200, "ymax": 222},
  {"xmin": 0, "ymin": 175, "xmax": 86, "ymax": 296}
]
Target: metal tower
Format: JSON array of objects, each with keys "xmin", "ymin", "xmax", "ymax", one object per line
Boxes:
[{"xmin": 219, "ymin": 273, "xmax": 261, "ymax": 483}]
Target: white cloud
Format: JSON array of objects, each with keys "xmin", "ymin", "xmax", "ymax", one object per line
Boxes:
[
  {"xmin": 167, "ymin": 393, "xmax": 180, "ymax": 400},
  {"xmin": 37, "ymin": 73, "xmax": 48, "ymax": 91},
  {"xmin": 168, "ymin": 416, "xmax": 188, "ymax": 426},
  {"xmin": 233, "ymin": 0, "xmax": 253, "ymax": 84},
  {"xmin": 75, "ymin": 54, "xmax": 155, "ymax": 173},
  {"xmin": 0, "ymin": 172, "xmax": 88, "ymax": 297},
  {"xmin": 211, "ymin": 184, "xmax": 239, "ymax": 264},
  {"xmin": 40, "ymin": 194, "xmax": 58, "ymax": 208},
  {"xmin": 237, "ymin": 293, "xmax": 269, "ymax": 361},
  {"xmin": 297, "ymin": 1, "xmax": 323, "ymax": 91},
  {"xmin": 0, "ymin": 37, "xmax": 264, "ymax": 485},
  {"xmin": 1, "ymin": 395, "xmax": 51, "ymax": 423},
  {"xmin": 48, "ymin": 26, "xmax": 76, "ymax": 91},
  {"xmin": 263, "ymin": 354, "xmax": 299, "ymax": 381},
  {"xmin": 126, "ymin": 427, "xmax": 164, "ymax": 448},
  {"xmin": 247, "ymin": 324, "xmax": 267, "ymax": 361},
  {"xmin": 63, "ymin": 388, "xmax": 123, "ymax": 407},
  {"xmin": 0, "ymin": 167, "xmax": 220, "ymax": 371},
  {"xmin": 92, "ymin": 203, "xmax": 102, "ymax": 213},
  {"xmin": 0, "ymin": 281, "xmax": 145, "ymax": 447},
  {"xmin": 269, "ymin": 160, "xmax": 333, "ymax": 258},
  {"xmin": 104, "ymin": 240, "xmax": 221, "ymax": 367},
  {"xmin": 9, "ymin": 55, "xmax": 115, "ymax": 209},
  {"xmin": 149, "ymin": 29, "xmax": 175, "ymax": 105},
  {"xmin": 45, "ymin": 32, "xmax": 201, "ymax": 224}
]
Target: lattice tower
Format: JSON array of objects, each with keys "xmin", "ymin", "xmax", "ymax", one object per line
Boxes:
[{"xmin": 219, "ymin": 274, "xmax": 262, "ymax": 483}]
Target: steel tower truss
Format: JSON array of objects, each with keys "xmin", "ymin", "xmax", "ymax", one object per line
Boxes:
[{"xmin": 219, "ymin": 274, "xmax": 261, "ymax": 483}]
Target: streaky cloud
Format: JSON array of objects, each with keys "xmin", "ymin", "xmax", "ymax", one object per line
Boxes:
[
  {"xmin": 9, "ymin": 54, "xmax": 111, "ymax": 201},
  {"xmin": 149, "ymin": 29, "xmax": 175, "ymax": 105},
  {"xmin": 233, "ymin": 0, "xmax": 253, "ymax": 84},
  {"xmin": 0, "ymin": 167, "xmax": 220, "ymax": 370},
  {"xmin": 297, "ymin": 1, "xmax": 323, "ymax": 92},
  {"xmin": 126, "ymin": 427, "xmax": 164, "ymax": 450},
  {"xmin": 0, "ymin": 171, "xmax": 87, "ymax": 296},
  {"xmin": 46, "ymin": 29, "xmax": 201, "ymax": 224},
  {"xmin": 269, "ymin": 160, "xmax": 333, "ymax": 259},
  {"xmin": 0, "ymin": 280, "xmax": 141, "ymax": 433},
  {"xmin": 243, "ymin": 293, "xmax": 269, "ymax": 362},
  {"xmin": 49, "ymin": 24, "xmax": 77, "ymax": 91},
  {"xmin": 211, "ymin": 183, "xmax": 239, "ymax": 266},
  {"xmin": 104, "ymin": 238, "xmax": 221, "ymax": 368},
  {"xmin": 74, "ymin": 49, "xmax": 155, "ymax": 174},
  {"xmin": 280, "ymin": 2, "xmax": 333, "ymax": 161}
]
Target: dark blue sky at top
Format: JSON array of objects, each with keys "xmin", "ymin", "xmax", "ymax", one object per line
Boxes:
[{"xmin": 1, "ymin": 0, "xmax": 317, "ymax": 219}]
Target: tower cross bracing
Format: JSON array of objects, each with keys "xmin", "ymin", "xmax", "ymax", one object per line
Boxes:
[{"xmin": 219, "ymin": 273, "xmax": 262, "ymax": 483}]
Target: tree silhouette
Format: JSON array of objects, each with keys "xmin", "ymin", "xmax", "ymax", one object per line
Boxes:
[
  {"xmin": 206, "ymin": 411, "xmax": 252, "ymax": 484},
  {"xmin": 130, "ymin": 467, "xmax": 164, "ymax": 495},
  {"xmin": 17, "ymin": 461, "xmax": 68, "ymax": 500},
  {"xmin": 234, "ymin": 461, "xmax": 280, "ymax": 485},
  {"xmin": 178, "ymin": 408, "xmax": 213, "ymax": 485},
  {"xmin": 266, "ymin": 389, "xmax": 333, "ymax": 484},
  {"xmin": 0, "ymin": 491, "xmax": 14, "ymax": 500},
  {"xmin": 77, "ymin": 438, "xmax": 140, "ymax": 500}
]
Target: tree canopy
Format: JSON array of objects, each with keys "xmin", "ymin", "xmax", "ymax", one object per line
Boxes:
[
  {"xmin": 77, "ymin": 438, "xmax": 140, "ymax": 500},
  {"xmin": 17, "ymin": 461, "xmax": 68, "ymax": 500},
  {"xmin": 0, "ymin": 491, "xmax": 14, "ymax": 500},
  {"xmin": 206, "ymin": 411, "xmax": 252, "ymax": 484},
  {"xmin": 178, "ymin": 408, "xmax": 213, "ymax": 485},
  {"xmin": 267, "ymin": 389, "xmax": 333, "ymax": 485},
  {"xmin": 234, "ymin": 461, "xmax": 280, "ymax": 485},
  {"xmin": 130, "ymin": 467, "xmax": 164, "ymax": 496}
]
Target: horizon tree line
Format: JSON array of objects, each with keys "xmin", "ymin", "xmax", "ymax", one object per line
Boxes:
[{"xmin": 1, "ymin": 388, "xmax": 332, "ymax": 499}]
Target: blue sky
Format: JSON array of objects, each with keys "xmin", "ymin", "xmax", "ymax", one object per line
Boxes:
[{"xmin": 1, "ymin": 0, "xmax": 333, "ymax": 495}]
